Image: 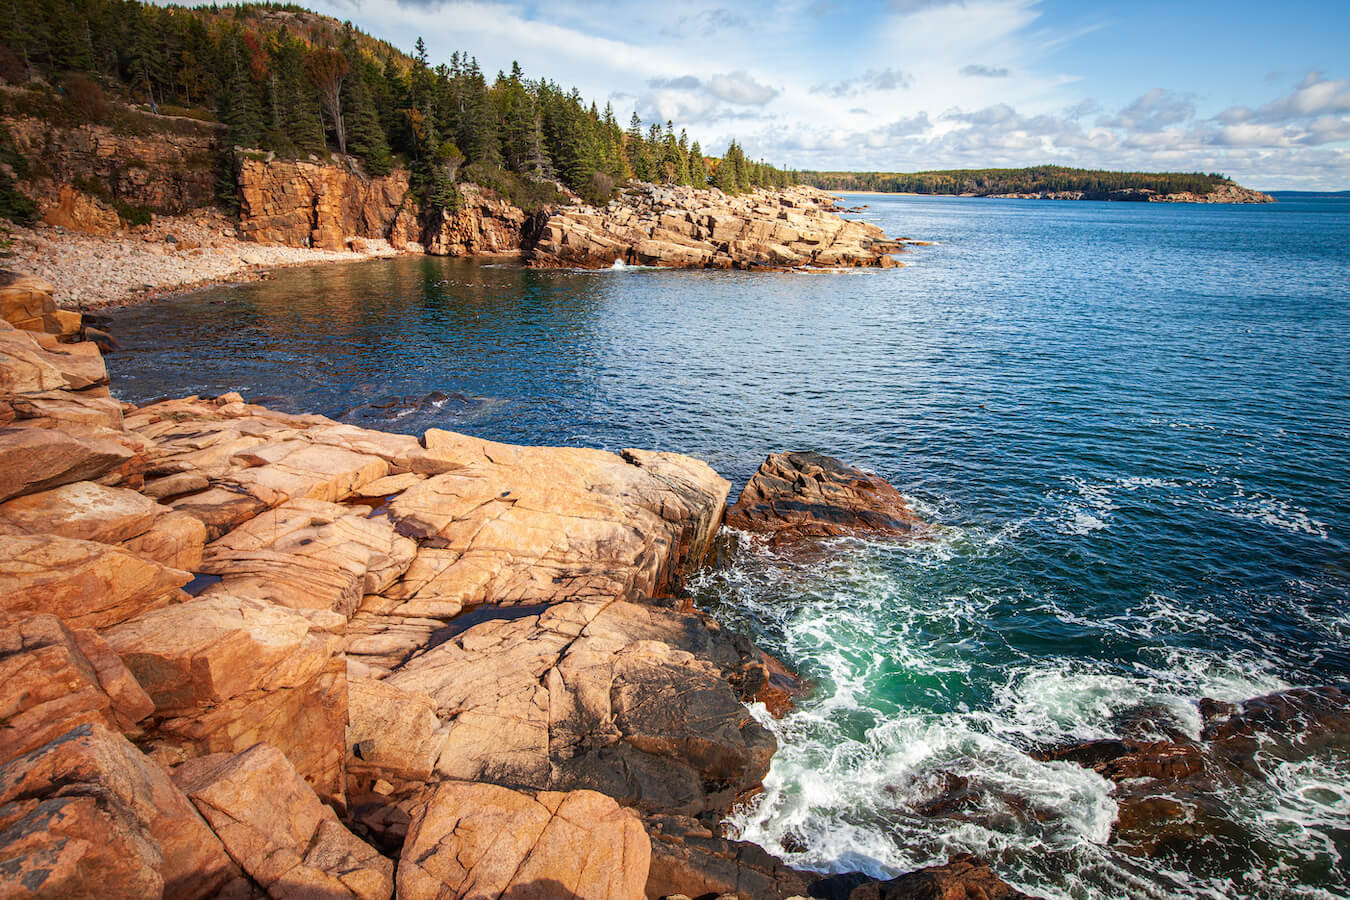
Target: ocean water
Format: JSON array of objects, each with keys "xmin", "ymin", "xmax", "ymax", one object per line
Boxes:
[{"xmin": 105, "ymin": 193, "xmax": 1350, "ymax": 898}]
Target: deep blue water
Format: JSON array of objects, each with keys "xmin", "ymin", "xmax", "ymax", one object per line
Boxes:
[{"xmin": 105, "ymin": 194, "xmax": 1350, "ymax": 899}]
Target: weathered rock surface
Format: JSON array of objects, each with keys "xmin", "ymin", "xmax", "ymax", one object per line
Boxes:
[
  {"xmin": 174, "ymin": 743, "xmax": 394, "ymax": 900},
  {"xmin": 0, "ymin": 616, "xmax": 153, "ymax": 763},
  {"xmin": 0, "ymin": 792, "xmax": 166, "ymax": 898},
  {"xmin": 0, "ymin": 273, "xmax": 81, "ymax": 338},
  {"xmin": 376, "ymin": 599, "xmax": 774, "ymax": 818},
  {"xmin": 199, "ymin": 497, "xmax": 416, "ymax": 617},
  {"xmin": 397, "ymin": 781, "xmax": 649, "ymax": 900},
  {"xmin": 0, "ymin": 533, "xmax": 190, "ymax": 630},
  {"xmin": 0, "ymin": 722, "xmax": 246, "ymax": 898},
  {"xmin": 423, "ymin": 184, "xmax": 529, "ymax": 257},
  {"xmin": 236, "ymin": 157, "xmax": 414, "ymax": 252},
  {"xmin": 105, "ymin": 594, "xmax": 348, "ymax": 803},
  {"xmin": 531, "ymin": 183, "xmax": 907, "ymax": 270},
  {"xmin": 727, "ymin": 451, "xmax": 924, "ymax": 542}
]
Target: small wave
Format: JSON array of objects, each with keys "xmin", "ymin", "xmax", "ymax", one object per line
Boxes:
[{"xmin": 1226, "ymin": 490, "xmax": 1329, "ymax": 538}]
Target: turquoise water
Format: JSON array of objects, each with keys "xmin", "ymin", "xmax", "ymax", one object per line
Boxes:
[{"xmin": 105, "ymin": 194, "xmax": 1350, "ymax": 898}]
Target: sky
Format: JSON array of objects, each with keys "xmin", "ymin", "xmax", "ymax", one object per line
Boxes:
[{"xmin": 283, "ymin": 0, "xmax": 1350, "ymax": 189}]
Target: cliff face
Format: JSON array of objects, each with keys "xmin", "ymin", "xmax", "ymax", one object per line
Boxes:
[
  {"xmin": 235, "ymin": 157, "xmax": 416, "ymax": 251},
  {"xmin": 5, "ymin": 113, "xmax": 225, "ymax": 216},
  {"xmin": 234, "ymin": 160, "xmax": 528, "ymax": 255},
  {"xmin": 421, "ymin": 184, "xmax": 527, "ymax": 257}
]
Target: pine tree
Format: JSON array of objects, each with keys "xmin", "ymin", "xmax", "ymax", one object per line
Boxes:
[{"xmin": 342, "ymin": 43, "xmax": 392, "ymax": 174}]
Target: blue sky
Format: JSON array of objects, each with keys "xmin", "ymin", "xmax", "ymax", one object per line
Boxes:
[{"xmin": 292, "ymin": 0, "xmax": 1350, "ymax": 188}]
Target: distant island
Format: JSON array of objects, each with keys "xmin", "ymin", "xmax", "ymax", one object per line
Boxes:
[{"xmin": 800, "ymin": 165, "xmax": 1275, "ymax": 204}]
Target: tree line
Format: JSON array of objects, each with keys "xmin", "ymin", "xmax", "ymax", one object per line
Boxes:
[
  {"xmin": 0, "ymin": 0, "xmax": 796, "ymax": 218},
  {"xmin": 799, "ymin": 165, "xmax": 1235, "ymax": 198}
]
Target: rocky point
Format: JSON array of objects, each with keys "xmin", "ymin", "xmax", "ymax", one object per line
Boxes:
[{"xmin": 0, "ymin": 273, "xmax": 1081, "ymax": 899}]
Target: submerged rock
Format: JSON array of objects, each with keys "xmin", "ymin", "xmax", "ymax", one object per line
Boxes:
[
  {"xmin": 727, "ymin": 451, "xmax": 923, "ymax": 543},
  {"xmin": 1041, "ymin": 683, "xmax": 1350, "ymax": 863}
]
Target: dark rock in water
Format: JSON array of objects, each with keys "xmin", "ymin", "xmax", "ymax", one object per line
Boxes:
[
  {"xmin": 643, "ymin": 814, "xmax": 820, "ymax": 899},
  {"xmin": 1039, "ymin": 684, "xmax": 1350, "ymax": 866},
  {"xmin": 644, "ymin": 816, "xmax": 1041, "ymax": 900},
  {"xmin": 844, "ymin": 854, "xmax": 1038, "ymax": 899},
  {"xmin": 337, "ymin": 390, "xmax": 484, "ymax": 426},
  {"xmin": 1202, "ymin": 682, "xmax": 1350, "ymax": 769},
  {"xmin": 1036, "ymin": 738, "xmax": 1209, "ymax": 782},
  {"xmin": 727, "ymin": 451, "xmax": 923, "ymax": 542},
  {"xmin": 83, "ymin": 326, "xmax": 118, "ymax": 352}
]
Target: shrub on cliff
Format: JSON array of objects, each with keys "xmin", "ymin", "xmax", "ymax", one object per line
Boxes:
[{"xmin": 0, "ymin": 126, "xmax": 36, "ymax": 226}]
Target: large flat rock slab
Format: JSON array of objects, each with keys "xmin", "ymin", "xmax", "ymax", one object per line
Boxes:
[
  {"xmin": 200, "ymin": 497, "xmax": 416, "ymax": 617},
  {"xmin": 397, "ymin": 781, "xmax": 649, "ymax": 900},
  {"xmin": 377, "ymin": 599, "xmax": 774, "ymax": 818},
  {"xmin": 0, "ymin": 533, "xmax": 190, "ymax": 630}
]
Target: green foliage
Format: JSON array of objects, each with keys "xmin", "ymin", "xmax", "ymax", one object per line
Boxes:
[
  {"xmin": 462, "ymin": 163, "xmax": 564, "ymax": 214},
  {"xmin": 0, "ymin": 125, "xmax": 37, "ymax": 225},
  {"xmin": 0, "ymin": 174, "xmax": 37, "ymax": 226},
  {"xmin": 1, "ymin": 0, "xmax": 795, "ymax": 212},
  {"xmin": 799, "ymin": 165, "xmax": 1234, "ymax": 197}
]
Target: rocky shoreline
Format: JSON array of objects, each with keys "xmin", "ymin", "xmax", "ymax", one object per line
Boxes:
[
  {"xmin": 982, "ymin": 183, "xmax": 1275, "ymax": 203},
  {"xmin": 530, "ymin": 184, "xmax": 911, "ymax": 270},
  {"xmin": 3, "ymin": 110, "xmax": 913, "ymax": 306},
  {"xmin": 0, "ymin": 272, "xmax": 1034, "ymax": 899},
  {"xmin": 3, "ymin": 209, "xmax": 408, "ymax": 310},
  {"xmin": 4, "ymin": 273, "xmax": 1349, "ymax": 897}
]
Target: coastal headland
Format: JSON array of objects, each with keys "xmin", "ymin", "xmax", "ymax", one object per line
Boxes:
[
  {"xmin": 4, "ymin": 269, "xmax": 1349, "ymax": 898},
  {"xmin": 2, "ymin": 113, "xmax": 912, "ymax": 307},
  {"xmin": 0, "ymin": 270, "xmax": 1039, "ymax": 899}
]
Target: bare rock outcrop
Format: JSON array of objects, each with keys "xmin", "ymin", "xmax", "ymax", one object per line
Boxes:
[
  {"xmin": 374, "ymin": 598, "xmax": 774, "ymax": 818},
  {"xmin": 237, "ymin": 157, "xmax": 414, "ymax": 251},
  {"xmin": 0, "ymin": 722, "xmax": 247, "ymax": 898},
  {"xmin": 727, "ymin": 451, "xmax": 924, "ymax": 542},
  {"xmin": 235, "ymin": 158, "xmax": 531, "ymax": 256},
  {"xmin": 531, "ymin": 183, "xmax": 907, "ymax": 270},
  {"xmin": 397, "ymin": 781, "xmax": 649, "ymax": 900},
  {"xmin": 0, "ymin": 616, "xmax": 154, "ymax": 763},
  {"xmin": 174, "ymin": 742, "xmax": 394, "ymax": 900},
  {"xmin": 4, "ymin": 112, "xmax": 225, "ymax": 218},
  {"xmin": 422, "ymin": 184, "xmax": 529, "ymax": 256},
  {"xmin": 0, "ymin": 273, "xmax": 81, "ymax": 338}
]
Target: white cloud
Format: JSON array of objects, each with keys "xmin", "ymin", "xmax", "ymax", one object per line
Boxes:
[
  {"xmin": 706, "ymin": 71, "xmax": 780, "ymax": 106},
  {"xmin": 810, "ymin": 68, "xmax": 913, "ymax": 97},
  {"xmin": 960, "ymin": 64, "xmax": 1010, "ymax": 78},
  {"xmin": 205, "ymin": 0, "xmax": 1350, "ymax": 189},
  {"xmin": 1098, "ymin": 89, "xmax": 1195, "ymax": 132}
]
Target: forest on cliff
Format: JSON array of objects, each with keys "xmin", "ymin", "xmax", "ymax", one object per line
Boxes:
[
  {"xmin": 0, "ymin": 0, "xmax": 794, "ymax": 216},
  {"xmin": 799, "ymin": 165, "xmax": 1235, "ymax": 197}
]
